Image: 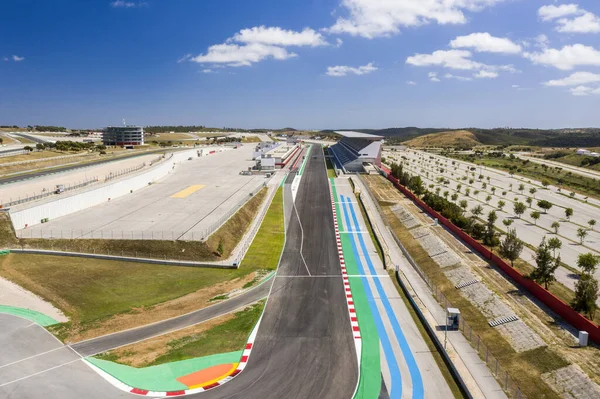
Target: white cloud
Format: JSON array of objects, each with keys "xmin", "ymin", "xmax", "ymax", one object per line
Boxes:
[
  {"xmin": 326, "ymin": 62, "xmax": 377, "ymax": 77},
  {"xmin": 428, "ymin": 72, "xmax": 440, "ymax": 82},
  {"xmin": 12, "ymin": 55, "xmax": 24, "ymax": 62},
  {"xmin": 231, "ymin": 26, "xmax": 327, "ymax": 47},
  {"xmin": 569, "ymin": 85, "xmax": 600, "ymax": 96},
  {"xmin": 187, "ymin": 26, "xmax": 327, "ymax": 67},
  {"xmin": 538, "ymin": 4, "xmax": 600, "ymax": 34},
  {"xmin": 544, "ymin": 72, "xmax": 600, "ymax": 87},
  {"xmin": 201, "ymin": 69, "xmax": 215, "ymax": 74},
  {"xmin": 538, "ymin": 4, "xmax": 581, "ymax": 21},
  {"xmin": 512, "ymin": 84, "xmax": 520, "ymax": 88},
  {"xmin": 444, "ymin": 73, "xmax": 473, "ymax": 81},
  {"xmin": 524, "ymin": 44, "xmax": 600, "ymax": 70},
  {"xmin": 110, "ymin": 1, "xmax": 146, "ymax": 8},
  {"xmin": 336, "ymin": 38, "xmax": 344, "ymax": 48},
  {"xmin": 406, "ymin": 80, "xmax": 417, "ymax": 85},
  {"xmin": 450, "ymin": 32, "xmax": 521, "ymax": 54},
  {"xmin": 407, "ymin": 49, "xmax": 484, "ymax": 70},
  {"xmin": 474, "ymin": 70, "xmax": 498, "ymax": 78},
  {"xmin": 535, "ymin": 34, "xmax": 549, "ymax": 48},
  {"xmin": 326, "ymin": 0, "xmax": 506, "ymax": 39}
]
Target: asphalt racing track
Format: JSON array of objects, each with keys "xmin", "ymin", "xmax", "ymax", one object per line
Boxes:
[{"xmin": 0, "ymin": 145, "xmax": 359, "ymax": 398}]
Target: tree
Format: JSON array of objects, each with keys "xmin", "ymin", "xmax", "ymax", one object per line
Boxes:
[
  {"xmin": 451, "ymin": 193, "xmax": 459, "ymax": 201},
  {"xmin": 531, "ymin": 239, "xmax": 559, "ymax": 289},
  {"xmin": 23, "ymin": 146, "xmax": 33, "ymax": 152},
  {"xmin": 487, "ymin": 210, "xmax": 498, "ymax": 226},
  {"xmin": 577, "ymin": 228, "xmax": 588, "ymax": 244},
  {"xmin": 537, "ymin": 200, "xmax": 553, "ymax": 214},
  {"xmin": 409, "ymin": 176, "xmax": 425, "ymax": 196},
  {"xmin": 530, "ymin": 211, "xmax": 541, "ymax": 225},
  {"xmin": 499, "ymin": 228, "xmax": 523, "ymax": 267},
  {"xmin": 503, "ymin": 219, "xmax": 513, "ymax": 227},
  {"xmin": 514, "ymin": 202, "xmax": 526, "ymax": 218},
  {"xmin": 486, "ymin": 195, "xmax": 492, "ymax": 202},
  {"xmin": 471, "ymin": 205, "xmax": 483, "ymax": 219},
  {"xmin": 498, "ymin": 200, "xmax": 505, "ymax": 211},
  {"xmin": 551, "ymin": 221, "xmax": 560, "ymax": 234},
  {"xmin": 547, "ymin": 237, "xmax": 562, "ymax": 258},
  {"xmin": 565, "ymin": 207, "xmax": 573, "ymax": 220},
  {"xmin": 588, "ymin": 219, "xmax": 597, "ymax": 231},
  {"xmin": 35, "ymin": 143, "xmax": 45, "ymax": 151},
  {"xmin": 529, "ymin": 187, "xmax": 537, "ymax": 197},
  {"xmin": 542, "ymin": 180, "xmax": 550, "ymax": 188},
  {"xmin": 443, "ymin": 190, "xmax": 449, "ymax": 199},
  {"xmin": 577, "ymin": 253, "xmax": 599, "ymax": 275},
  {"xmin": 572, "ymin": 274, "xmax": 599, "ymax": 320},
  {"xmin": 518, "ymin": 183, "xmax": 525, "ymax": 193},
  {"xmin": 460, "ymin": 200, "xmax": 468, "ymax": 213},
  {"xmin": 216, "ymin": 240, "xmax": 224, "ymax": 256},
  {"xmin": 526, "ymin": 197, "xmax": 533, "ymax": 208}
]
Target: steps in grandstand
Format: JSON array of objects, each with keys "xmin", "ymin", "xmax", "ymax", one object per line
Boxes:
[
  {"xmin": 455, "ymin": 279, "xmax": 479, "ymax": 289},
  {"xmin": 488, "ymin": 315, "xmax": 519, "ymax": 327}
]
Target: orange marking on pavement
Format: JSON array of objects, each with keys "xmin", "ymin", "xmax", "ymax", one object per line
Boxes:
[
  {"xmin": 177, "ymin": 363, "xmax": 238, "ymax": 388},
  {"xmin": 171, "ymin": 185, "xmax": 205, "ymax": 198}
]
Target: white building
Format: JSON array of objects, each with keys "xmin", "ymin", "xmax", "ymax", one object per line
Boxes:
[
  {"xmin": 329, "ymin": 131, "xmax": 383, "ymax": 173},
  {"xmin": 577, "ymin": 148, "xmax": 591, "ymax": 155}
]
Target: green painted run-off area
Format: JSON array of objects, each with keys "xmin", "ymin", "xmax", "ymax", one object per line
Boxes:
[
  {"xmin": 331, "ymin": 178, "xmax": 381, "ymax": 399},
  {"xmin": 0, "ymin": 305, "xmax": 59, "ymax": 326},
  {"xmin": 88, "ymin": 351, "xmax": 243, "ymax": 392}
]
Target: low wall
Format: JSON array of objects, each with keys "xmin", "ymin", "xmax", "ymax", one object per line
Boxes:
[
  {"xmin": 384, "ymin": 173, "xmax": 600, "ymax": 344},
  {"xmin": 10, "ymin": 149, "xmax": 200, "ymax": 230}
]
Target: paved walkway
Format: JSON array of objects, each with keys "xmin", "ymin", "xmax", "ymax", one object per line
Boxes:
[
  {"xmin": 334, "ymin": 178, "xmax": 452, "ymax": 399},
  {"xmin": 353, "ymin": 176, "xmax": 508, "ymax": 399}
]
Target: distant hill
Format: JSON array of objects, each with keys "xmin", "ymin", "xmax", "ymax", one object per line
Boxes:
[{"xmin": 403, "ymin": 130, "xmax": 480, "ymax": 148}]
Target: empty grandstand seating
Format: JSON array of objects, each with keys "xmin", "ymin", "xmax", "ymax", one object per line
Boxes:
[{"xmin": 329, "ymin": 131, "xmax": 383, "ymax": 173}]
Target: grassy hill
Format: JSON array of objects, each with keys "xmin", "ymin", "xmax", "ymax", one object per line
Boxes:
[{"xmin": 403, "ymin": 130, "xmax": 480, "ymax": 148}]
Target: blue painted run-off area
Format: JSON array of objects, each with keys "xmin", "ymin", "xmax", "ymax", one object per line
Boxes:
[{"xmin": 341, "ymin": 194, "xmax": 424, "ymax": 399}]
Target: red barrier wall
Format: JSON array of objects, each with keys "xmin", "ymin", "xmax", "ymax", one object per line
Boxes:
[{"xmin": 386, "ymin": 174, "xmax": 600, "ymax": 344}]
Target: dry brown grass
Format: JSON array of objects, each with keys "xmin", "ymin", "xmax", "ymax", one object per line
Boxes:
[{"xmin": 404, "ymin": 130, "xmax": 480, "ymax": 148}]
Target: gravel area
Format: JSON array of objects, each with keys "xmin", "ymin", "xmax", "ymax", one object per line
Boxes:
[
  {"xmin": 410, "ymin": 226, "xmax": 461, "ymax": 268},
  {"xmin": 0, "ymin": 276, "xmax": 68, "ymax": 322}
]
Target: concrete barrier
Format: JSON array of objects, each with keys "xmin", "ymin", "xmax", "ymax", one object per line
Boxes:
[
  {"xmin": 9, "ymin": 149, "xmax": 198, "ymax": 230},
  {"xmin": 384, "ymin": 173, "xmax": 600, "ymax": 344}
]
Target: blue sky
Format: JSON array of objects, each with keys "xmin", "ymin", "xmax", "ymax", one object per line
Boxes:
[{"xmin": 1, "ymin": 0, "xmax": 600, "ymax": 129}]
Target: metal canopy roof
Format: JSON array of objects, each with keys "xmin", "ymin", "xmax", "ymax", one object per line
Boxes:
[{"xmin": 334, "ymin": 131, "xmax": 384, "ymax": 140}]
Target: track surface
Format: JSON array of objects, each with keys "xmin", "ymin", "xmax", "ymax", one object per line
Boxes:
[
  {"xmin": 195, "ymin": 145, "xmax": 358, "ymax": 399},
  {"xmin": 71, "ymin": 277, "xmax": 273, "ymax": 357}
]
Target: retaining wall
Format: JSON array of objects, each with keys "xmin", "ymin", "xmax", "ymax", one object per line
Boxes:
[
  {"xmin": 9, "ymin": 149, "xmax": 203, "ymax": 230},
  {"xmin": 384, "ymin": 173, "xmax": 600, "ymax": 344}
]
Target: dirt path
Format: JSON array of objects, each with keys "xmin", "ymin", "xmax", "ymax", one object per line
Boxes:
[{"xmin": 0, "ymin": 275, "xmax": 68, "ymax": 322}]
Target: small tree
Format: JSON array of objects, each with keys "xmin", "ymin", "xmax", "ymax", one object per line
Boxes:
[
  {"xmin": 491, "ymin": 187, "xmax": 496, "ymax": 194},
  {"xmin": 547, "ymin": 237, "xmax": 562, "ymax": 258},
  {"xmin": 537, "ymin": 200, "xmax": 553, "ymax": 214},
  {"xmin": 443, "ymin": 190, "xmax": 449, "ymax": 199},
  {"xmin": 518, "ymin": 183, "xmax": 525, "ymax": 194},
  {"xmin": 551, "ymin": 221, "xmax": 560, "ymax": 234},
  {"xmin": 487, "ymin": 210, "xmax": 498, "ymax": 226},
  {"xmin": 460, "ymin": 200, "xmax": 468, "ymax": 213},
  {"xmin": 542, "ymin": 180, "xmax": 550, "ymax": 188},
  {"xmin": 577, "ymin": 253, "xmax": 599, "ymax": 275},
  {"xmin": 503, "ymin": 219, "xmax": 513, "ymax": 227},
  {"xmin": 565, "ymin": 207, "xmax": 573, "ymax": 220},
  {"xmin": 577, "ymin": 228, "xmax": 588, "ymax": 244},
  {"xmin": 502, "ymin": 191, "xmax": 507, "ymax": 196},
  {"xmin": 498, "ymin": 200, "xmax": 506, "ymax": 211},
  {"xmin": 531, "ymin": 239, "xmax": 559, "ymax": 289},
  {"xmin": 451, "ymin": 193, "xmax": 459, "ymax": 201},
  {"xmin": 23, "ymin": 145, "xmax": 33, "ymax": 152},
  {"xmin": 216, "ymin": 240, "xmax": 224, "ymax": 256},
  {"xmin": 526, "ymin": 197, "xmax": 533, "ymax": 208},
  {"xmin": 514, "ymin": 202, "xmax": 526, "ymax": 218},
  {"xmin": 471, "ymin": 205, "xmax": 483, "ymax": 219},
  {"xmin": 499, "ymin": 228, "xmax": 523, "ymax": 267},
  {"xmin": 530, "ymin": 211, "xmax": 541, "ymax": 225},
  {"xmin": 572, "ymin": 274, "xmax": 599, "ymax": 320},
  {"xmin": 529, "ymin": 187, "xmax": 537, "ymax": 197},
  {"xmin": 588, "ymin": 219, "xmax": 597, "ymax": 231},
  {"xmin": 465, "ymin": 188, "xmax": 471, "ymax": 197}
]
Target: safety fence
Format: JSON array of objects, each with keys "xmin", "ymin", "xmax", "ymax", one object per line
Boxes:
[
  {"xmin": 356, "ymin": 174, "xmax": 527, "ymax": 399},
  {"xmin": 0, "ymin": 149, "xmax": 29, "ymax": 158},
  {"xmin": 2, "ymin": 178, "xmax": 100, "ymax": 208},
  {"xmin": 0, "ymin": 152, "xmax": 92, "ymax": 167},
  {"xmin": 104, "ymin": 163, "xmax": 147, "ymax": 182},
  {"xmin": 383, "ymin": 172, "xmax": 600, "ymax": 344}
]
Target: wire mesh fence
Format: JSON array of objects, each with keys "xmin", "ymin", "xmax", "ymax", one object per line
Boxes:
[{"xmin": 356, "ymin": 174, "xmax": 527, "ymax": 399}]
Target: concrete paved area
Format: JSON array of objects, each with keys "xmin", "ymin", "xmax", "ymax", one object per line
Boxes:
[
  {"xmin": 20, "ymin": 145, "xmax": 266, "ymax": 241},
  {"xmin": 386, "ymin": 149, "xmax": 600, "ymax": 282}
]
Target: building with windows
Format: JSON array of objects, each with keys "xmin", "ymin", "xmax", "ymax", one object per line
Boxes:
[
  {"xmin": 103, "ymin": 125, "xmax": 144, "ymax": 146},
  {"xmin": 329, "ymin": 131, "xmax": 383, "ymax": 173}
]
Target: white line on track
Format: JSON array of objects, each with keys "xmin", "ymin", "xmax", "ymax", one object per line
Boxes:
[
  {"xmin": 0, "ymin": 358, "xmax": 82, "ymax": 388},
  {"xmin": 0, "ymin": 346, "xmax": 66, "ymax": 370}
]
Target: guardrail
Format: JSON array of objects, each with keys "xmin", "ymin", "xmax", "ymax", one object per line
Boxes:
[
  {"xmin": 2, "ymin": 178, "xmax": 100, "ymax": 208},
  {"xmin": 0, "ymin": 152, "xmax": 91, "ymax": 167}
]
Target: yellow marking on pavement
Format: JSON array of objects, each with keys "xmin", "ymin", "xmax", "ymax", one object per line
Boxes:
[{"xmin": 171, "ymin": 185, "xmax": 205, "ymax": 198}]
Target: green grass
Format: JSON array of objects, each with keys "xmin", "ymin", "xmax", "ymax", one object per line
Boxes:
[
  {"xmin": 148, "ymin": 301, "xmax": 265, "ymax": 366},
  {"xmin": 450, "ymin": 154, "xmax": 600, "ymax": 200},
  {"xmin": 240, "ymin": 187, "xmax": 285, "ymax": 270},
  {"xmin": 0, "ymin": 253, "xmax": 266, "ymax": 341}
]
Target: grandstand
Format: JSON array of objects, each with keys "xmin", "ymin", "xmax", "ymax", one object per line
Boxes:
[{"xmin": 329, "ymin": 131, "xmax": 383, "ymax": 173}]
